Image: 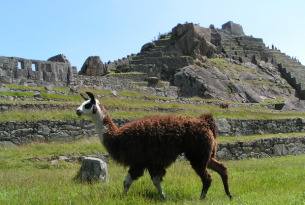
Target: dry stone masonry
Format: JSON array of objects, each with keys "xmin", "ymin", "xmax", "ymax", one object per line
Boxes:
[
  {"xmin": 0, "ymin": 54, "xmax": 76, "ymax": 87},
  {"xmin": 1, "ymin": 118, "xmax": 305, "ymax": 161},
  {"xmin": 1, "ymin": 118, "xmax": 305, "ymax": 146},
  {"xmin": 217, "ymin": 136, "xmax": 305, "ymax": 160}
]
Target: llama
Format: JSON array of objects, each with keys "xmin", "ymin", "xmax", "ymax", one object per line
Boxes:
[
  {"xmin": 220, "ymin": 102, "xmax": 228, "ymax": 109},
  {"xmin": 76, "ymin": 92, "xmax": 232, "ymax": 200}
]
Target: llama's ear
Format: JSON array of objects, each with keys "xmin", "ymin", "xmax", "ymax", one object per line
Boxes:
[
  {"xmin": 86, "ymin": 92, "xmax": 96, "ymax": 104},
  {"xmin": 80, "ymin": 93, "xmax": 89, "ymax": 101}
]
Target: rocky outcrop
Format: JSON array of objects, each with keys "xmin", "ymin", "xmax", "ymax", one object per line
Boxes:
[
  {"xmin": 78, "ymin": 56, "xmax": 108, "ymax": 76},
  {"xmin": 47, "ymin": 54, "xmax": 71, "ymax": 64},
  {"xmin": 141, "ymin": 42, "xmax": 156, "ymax": 52},
  {"xmin": 174, "ymin": 65, "xmax": 230, "ymax": 100},
  {"xmin": 221, "ymin": 21, "xmax": 245, "ymax": 36},
  {"xmin": 174, "ymin": 59, "xmax": 298, "ymax": 102},
  {"xmin": 172, "ymin": 23, "xmax": 217, "ymax": 59}
]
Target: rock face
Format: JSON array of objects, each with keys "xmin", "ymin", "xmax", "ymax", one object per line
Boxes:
[
  {"xmin": 78, "ymin": 56, "xmax": 108, "ymax": 76},
  {"xmin": 221, "ymin": 21, "xmax": 245, "ymax": 36},
  {"xmin": 172, "ymin": 23, "xmax": 217, "ymax": 59},
  {"xmin": 174, "ymin": 65, "xmax": 229, "ymax": 100},
  {"xmin": 174, "ymin": 59, "xmax": 298, "ymax": 102},
  {"xmin": 281, "ymin": 100, "xmax": 305, "ymax": 112},
  {"xmin": 78, "ymin": 157, "xmax": 109, "ymax": 182}
]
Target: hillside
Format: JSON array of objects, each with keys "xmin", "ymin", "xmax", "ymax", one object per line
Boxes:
[{"xmin": 77, "ymin": 21, "xmax": 304, "ymax": 107}]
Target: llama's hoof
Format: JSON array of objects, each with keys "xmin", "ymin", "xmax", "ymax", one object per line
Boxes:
[
  {"xmin": 200, "ymin": 193, "xmax": 207, "ymax": 200},
  {"xmin": 160, "ymin": 193, "xmax": 166, "ymax": 201},
  {"xmin": 228, "ymin": 193, "xmax": 233, "ymax": 200}
]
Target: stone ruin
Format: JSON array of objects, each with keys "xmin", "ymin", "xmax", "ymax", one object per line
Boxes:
[
  {"xmin": 0, "ymin": 54, "xmax": 77, "ymax": 87},
  {"xmin": 1, "ymin": 21, "xmax": 305, "ymax": 101}
]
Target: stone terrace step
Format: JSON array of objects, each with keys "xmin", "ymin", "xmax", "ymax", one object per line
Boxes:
[{"xmin": 154, "ymin": 39, "xmax": 172, "ymax": 47}]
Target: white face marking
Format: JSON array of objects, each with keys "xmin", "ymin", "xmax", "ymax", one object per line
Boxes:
[{"xmin": 76, "ymin": 99, "xmax": 94, "ymax": 116}]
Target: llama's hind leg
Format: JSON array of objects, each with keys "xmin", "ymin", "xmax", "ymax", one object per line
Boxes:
[
  {"xmin": 208, "ymin": 158, "xmax": 232, "ymax": 199},
  {"xmin": 148, "ymin": 166, "xmax": 166, "ymax": 200},
  {"xmin": 123, "ymin": 165, "xmax": 145, "ymax": 195},
  {"xmin": 189, "ymin": 160, "xmax": 212, "ymax": 199}
]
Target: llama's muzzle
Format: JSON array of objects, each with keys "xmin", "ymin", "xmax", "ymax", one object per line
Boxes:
[{"xmin": 76, "ymin": 110, "xmax": 82, "ymax": 116}]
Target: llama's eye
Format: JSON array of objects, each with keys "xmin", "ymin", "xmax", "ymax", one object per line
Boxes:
[{"xmin": 85, "ymin": 103, "xmax": 92, "ymax": 109}]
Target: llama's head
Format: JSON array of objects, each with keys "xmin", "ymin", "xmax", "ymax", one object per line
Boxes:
[{"xmin": 76, "ymin": 92, "xmax": 99, "ymax": 116}]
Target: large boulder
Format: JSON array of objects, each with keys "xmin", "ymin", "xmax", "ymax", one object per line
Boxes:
[
  {"xmin": 77, "ymin": 157, "xmax": 109, "ymax": 183},
  {"xmin": 281, "ymin": 100, "xmax": 305, "ymax": 112},
  {"xmin": 78, "ymin": 56, "xmax": 108, "ymax": 76},
  {"xmin": 172, "ymin": 23, "xmax": 216, "ymax": 59},
  {"xmin": 141, "ymin": 42, "xmax": 156, "ymax": 52},
  {"xmin": 48, "ymin": 54, "xmax": 71, "ymax": 64},
  {"xmin": 221, "ymin": 21, "xmax": 245, "ymax": 36}
]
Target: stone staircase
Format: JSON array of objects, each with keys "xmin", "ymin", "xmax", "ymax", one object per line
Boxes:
[
  {"xmin": 221, "ymin": 36, "xmax": 268, "ymax": 63},
  {"xmin": 130, "ymin": 38, "xmax": 193, "ymax": 85},
  {"xmin": 274, "ymin": 50, "xmax": 305, "ymax": 99},
  {"xmin": 221, "ymin": 35, "xmax": 305, "ymax": 99}
]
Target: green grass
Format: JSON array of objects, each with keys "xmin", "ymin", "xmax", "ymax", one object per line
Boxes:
[
  {"xmin": 41, "ymin": 93, "xmax": 83, "ymax": 101},
  {"xmin": 3, "ymin": 84, "xmax": 45, "ymax": 91},
  {"xmin": 2, "ymin": 101, "xmax": 305, "ymax": 122},
  {"xmin": 107, "ymin": 72, "xmax": 145, "ymax": 75},
  {"xmin": 0, "ymin": 91, "xmax": 35, "ymax": 98},
  {"xmin": 1, "ymin": 140, "xmax": 305, "ymax": 204},
  {"xmin": 209, "ymin": 58, "xmax": 230, "ymax": 74},
  {"xmin": 217, "ymin": 132, "xmax": 305, "ymax": 144},
  {"xmin": 0, "ymin": 109, "xmax": 81, "ymax": 122}
]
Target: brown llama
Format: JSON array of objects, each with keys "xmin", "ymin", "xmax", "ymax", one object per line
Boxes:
[
  {"xmin": 76, "ymin": 92, "xmax": 232, "ymax": 200},
  {"xmin": 220, "ymin": 102, "xmax": 228, "ymax": 109}
]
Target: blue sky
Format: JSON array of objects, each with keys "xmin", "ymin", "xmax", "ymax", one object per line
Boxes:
[{"xmin": 1, "ymin": 0, "xmax": 304, "ymax": 72}]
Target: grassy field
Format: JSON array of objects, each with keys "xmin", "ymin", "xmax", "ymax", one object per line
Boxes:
[
  {"xmin": 0, "ymin": 139, "xmax": 305, "ymax": 204},
  {"xmin": 1, "ymin": 97, "xmax": 305, "ymax": 122}
]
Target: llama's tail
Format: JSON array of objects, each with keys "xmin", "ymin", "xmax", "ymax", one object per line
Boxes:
[{"xmin": 198, "ymin": 114, "xmax": 218, "ymax": 139}]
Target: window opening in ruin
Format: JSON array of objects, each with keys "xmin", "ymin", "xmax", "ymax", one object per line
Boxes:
[
  {"xmin": 46, "ymin": 64, "xmax": 51, "ymax": 72},
  {"xmin": 32, "ymin": 63, "xmax": 37, "ymax": 71},
  {"xmin": 18, "ymin": 61, "xmax": 23, "ymax": 69}
]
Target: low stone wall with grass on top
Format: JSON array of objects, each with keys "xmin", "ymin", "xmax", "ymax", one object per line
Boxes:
[
  {"xmin": 1, "ymin": 118, "xmax": 305, "ymax": 147},
  {"xmin": 215, "ymin": 136, "xmax": 305, "ymax": 160}
]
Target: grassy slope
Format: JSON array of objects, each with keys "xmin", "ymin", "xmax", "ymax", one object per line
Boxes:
[{"xmin": 0, "ymin": 140, "xmax": 305, "ymax": 204}]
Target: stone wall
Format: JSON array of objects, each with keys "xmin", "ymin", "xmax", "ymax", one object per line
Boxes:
[
  {"xmin": 278, "ymin": 63, "xmax": 305, "ymax": 100},
  {"xmin": 0, "ymin": 55, "xmax": 75, "ymax": 87},
  {"xmin": 0, "ymin": 119, "xmax": 131, "ymax": 146},
  {"xmin": 218, "ymin": 118, "xmax": 305, "ymax": 136},
  {"xmin": 217, "ymin": 136, "xmax": 305, "ymax": 160},
  {"xmin": 1, "ymin": 118, "xmax": 305, "ymax": 147},
  {"xmin": 1, "ymin": 119, "xmax": 305, "ymax": 162}
]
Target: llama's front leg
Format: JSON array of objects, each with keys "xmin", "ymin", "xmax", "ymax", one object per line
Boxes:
[
  {"xmin": 152, "ymin": 176, "xmax": 166, "ymax": 200},
  {"xmin": 123, "ymin": 165, "xmax": 145, "ymax": 196},
  {"xmin": 123, "ymin": 173, "xmax": 133, "ymax": 195}
]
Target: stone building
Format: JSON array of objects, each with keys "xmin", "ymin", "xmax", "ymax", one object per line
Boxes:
[{"xmin": 0, "ymin": 54, "xmax": 76, "ymax": 87}]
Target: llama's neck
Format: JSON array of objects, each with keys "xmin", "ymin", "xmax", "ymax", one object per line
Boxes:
[{"xmin": 91, "ymin": 103, "xmax": 118, "ymax": 145}]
